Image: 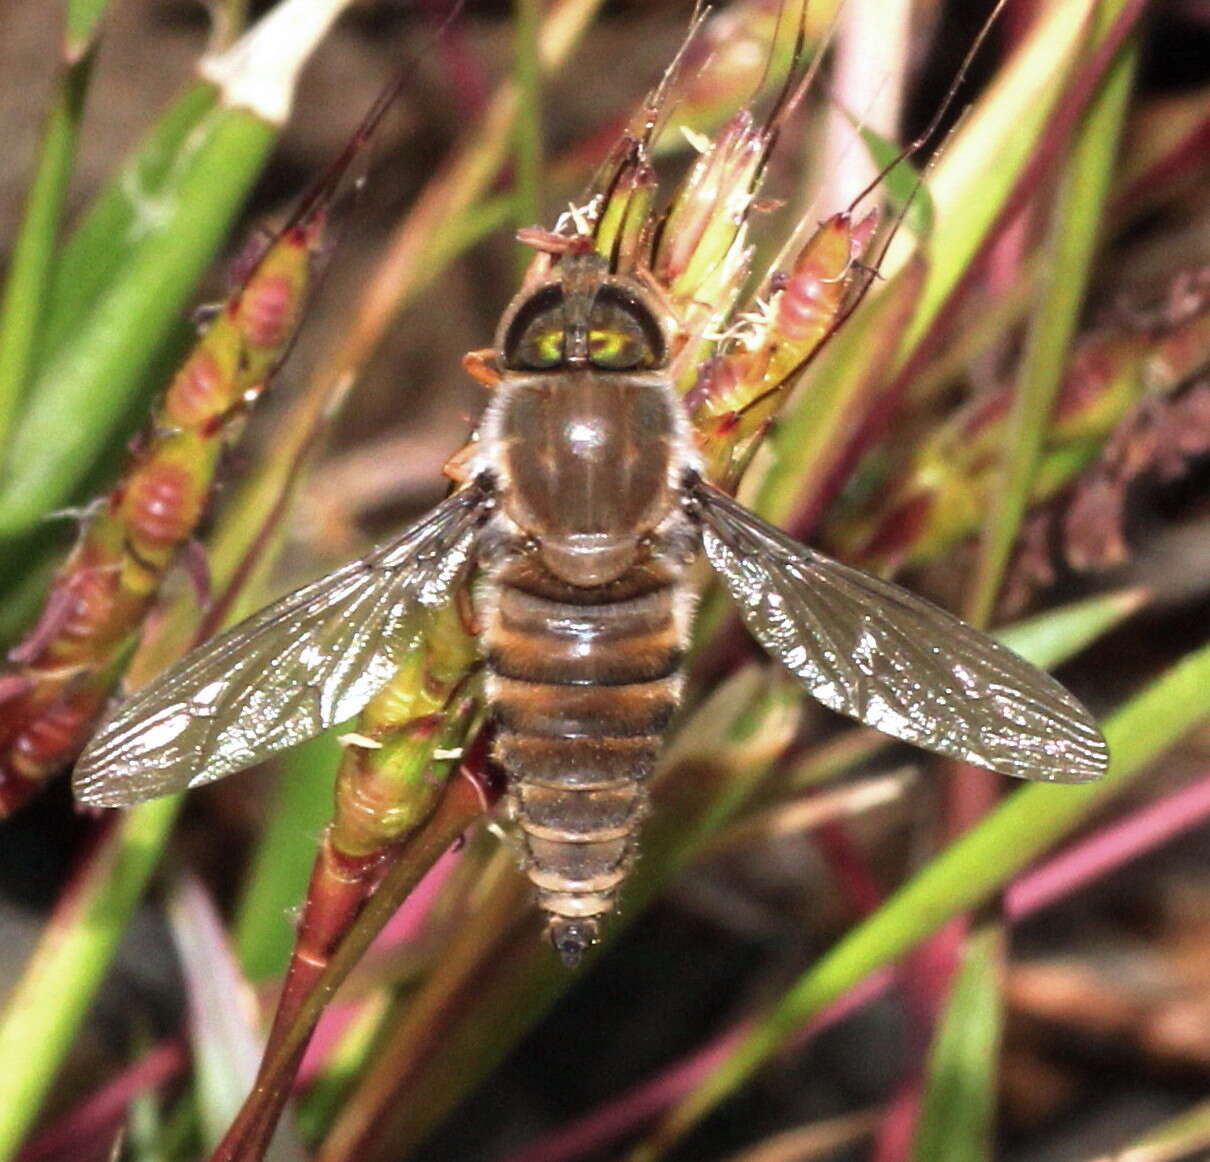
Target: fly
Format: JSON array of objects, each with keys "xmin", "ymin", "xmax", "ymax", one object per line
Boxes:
[{"xmin": 73, "ymin": 251, "xmax": 1109, "ymax": 966}]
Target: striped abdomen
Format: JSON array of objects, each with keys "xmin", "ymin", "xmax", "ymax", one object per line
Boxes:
[{"xmin": 484, "ymin": 558, "xmax": 686, "ymax": 965}]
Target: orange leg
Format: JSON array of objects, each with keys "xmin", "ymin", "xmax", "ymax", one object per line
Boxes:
[
  {"xmin": 462, "ymin": 348, "xmax": 501, "ymax": 388},
  {"xmin": 443, "ymin": 440, "xmax": 478, "ymax": 484}
]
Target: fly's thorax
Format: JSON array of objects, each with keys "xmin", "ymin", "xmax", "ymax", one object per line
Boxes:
[{"xmin": 480, "ymin": 367, "xmax": 693, "ymax": 587}]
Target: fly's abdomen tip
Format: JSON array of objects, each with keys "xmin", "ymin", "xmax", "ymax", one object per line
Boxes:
[{"xmin": 548, "ymin": 916, "xmax": 599, "ymax": 968}]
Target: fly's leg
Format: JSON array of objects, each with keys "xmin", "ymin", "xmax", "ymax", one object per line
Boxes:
[
  {"xmin": 462, "ymin": 348, "xmax": 501, "ymax": 388},
  {"xmin": 442, "ymin": 441, "xmax": 479, "ymax": 484}
]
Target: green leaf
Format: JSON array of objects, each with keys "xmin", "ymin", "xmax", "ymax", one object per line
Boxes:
[
  {"xmin": 65, "ymin": 0, "xmax": 112, "ymax": 61},
  {"xmin": 0, "ymin": 104, "xmax": 276, "ymax": 538},
  {"xmin": 0, "ymin": 55, "xmax": 94, "ymax": 454},
  {"xmin": 33, "ymin": 81, "xmax": 218, "ymax": 376},
  {"xmin": 912, "ymin": 925, "xmax": 1004, "ymax": 1162},
  {"xmin": 858, "ymin": 124, "xmax": 933, "ymax": 239},
  {"xmin": 995, "ymin": 587, "xmax": 1147, "ymax": 671},
  {"xmin": 966, "ymin": 35, "xmax": 1138, "ymax": 627}
]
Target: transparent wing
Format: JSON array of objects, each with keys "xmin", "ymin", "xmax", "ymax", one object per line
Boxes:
[
  {"xmin": 694, "ymin": 483, "xmax": 1108, "ymax": 783},
  {"xmin": 74, "ymin": 485, "xmax": 488, "ymax": 807}
]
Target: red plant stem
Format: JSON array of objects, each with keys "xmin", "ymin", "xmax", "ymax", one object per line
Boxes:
[
  {"xmin": 295, "ymin": 845, "xmax": 462, "ymax": 1086},
  {"xmin": 1005, "ymin": 769, "xmax": 1210, "ymax": 919},
  {"xmin": 17, "ymin": 1041, "xmax": 187, "ymax": 1162},
  {"xmin": 208, "ymin": 842, "xmax": 395, "ymax": 1162},
  {"xmin": 210, "ymin": 744, "xmax": 501, "ymax": 1162},
  {"xmin": 868, "ymin": 1075, "xmax": 923, "ymax": 1162},
  {"xmin": 273, "ymin": 843, "xmax": 389, "ymax": 1042}
]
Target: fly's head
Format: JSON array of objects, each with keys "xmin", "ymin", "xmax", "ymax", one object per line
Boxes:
[{"xmin": 495, "ymin": 254, "xmax": 669, "ymax": 376}]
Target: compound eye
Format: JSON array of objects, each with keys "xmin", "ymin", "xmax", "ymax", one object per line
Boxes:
[
  {"xmin": 502, "ymin": 285, "xmax": 565, "ymax": 370},
  {"xmin": 587, "ymin": 286, "xmax": 665, "ymax": 370}
]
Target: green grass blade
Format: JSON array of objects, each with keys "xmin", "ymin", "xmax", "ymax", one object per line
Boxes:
[
  {"xmin": 0, "ymin": 105, "xmax": 276, "ymax": 538},
  {"xmin": 966, "ymin": 34, "xmax": 1137, "ymax": 627},
  {"xmin": 632, "ymin": 637, "xmax": 1210, "ymax": 1161},
  {"xmin": 0, "ymin": 796, "xmax": 181, "ymax": 1161},
  {"xmin": 65, "ymin": 0, "xmax": 111, "ymax": 61},
  {"xmin": 0, "ymin": 52, "xmax": 94, "ymax": 453},
  {"xmin": 911, "ymin": 925, "xmax": 1004, "ymax": 1162},
  {"xmin": 32, "ymin": 81, "xmax": 219, "ymax": 374},
  {"xmin": 994, "ymin": 586, "xmax": 1147, "ymax": 669},
  {"xmin": 899, "ymin": 0, "xmax": 1138, "ymax": 356},
  {"xmin": 512, "ymin": 0, "xmax": 544, "ymax": 239}
]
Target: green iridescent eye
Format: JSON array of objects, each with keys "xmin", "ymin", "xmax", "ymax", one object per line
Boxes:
[
  {"xmin": 501, "ymin": 285, "xmax": 566, "ymax": 370},
  {"xmin": 511, "ymin": 319, "xmax": 564, "ymax": 369},
  {"xmin": 588, "ymin": 328, "xmax": 642, "ymax": 369},
  {"xmin": 586, "ymin": 285, "xmax": 665, "ymax": 370},
  {"xmin": 523, "ymin": 328, "xmax": 564, "ymax": 368}
]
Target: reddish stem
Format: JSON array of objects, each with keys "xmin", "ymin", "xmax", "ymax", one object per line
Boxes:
[
  {"xmin": 296, "ymin": 846, "xmax": 462, "ymax": 1085},
  {"xmin": 1006, "ymin": 769, "xmax": 1210, "ymax": 919},
  {"xmin": 210, "ymin": 738, "xmax": 501, "ymax": 1162},
  {"xmin": 868, "ymin": 1075, "xmax": 923, "ymax": 1162},
  {"xmin": 18, "ymin": 1041, "xmax": 187, "ymax": 1162}
]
